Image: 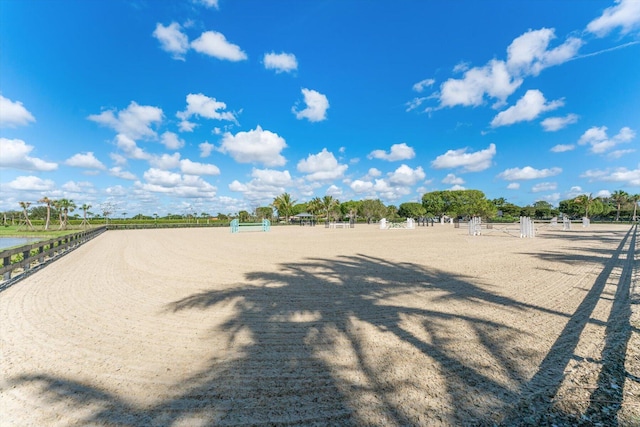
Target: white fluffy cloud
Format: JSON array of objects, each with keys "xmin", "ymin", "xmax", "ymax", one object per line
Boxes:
[
  {"xmin": 587, "ymin": 0, "xmax": 640, "ymax": 37},
  {"xmin": 7, "ymin": 175, "xmax": 55, "ymax": 191},
  {"xmin": 228, "ymin": 168, "xmax": 293, "ymax": 204},
  {"xmin": 264, "ymin": 52, "xmax": 298, "ymax": 73},
  {"xmin": 176, "ymin": 93, "xmax": 237, "ymax": 132},
  {"xmin": 541, "ymin": 113, "xmax": 579, "ymax": 131},
  {"xmin": 180, "ymin": 159, "xmax": 220, "ymax": 175},
  {"xmin": 149, "ymin": 153, "xmax": 181, "ymax": 170},
  {"xmin": 578, "ymin": 126, "xmax": 635, "ymax": 153},
  {"xmin": 115, "ymin": 134, "xmax": 151, "ymax": 160},
  {"xmin": 491, "ymin": 90, "xmax": 563, "ymax": 127},
  {"xmin": 139, "ymin": 168, "xmax": 217, "ymax": 198},
  {"xmin": 0, "ymin": 95, "xmax": 36, "ymax": 127},
  {"xmin": 191, "ymin": 31, "xmax": 247, "ymax": 61},
  {"xmin": 387, "ymin": 165, "xmax": 425, "ymax": 186},
  {"xmin": 436, "ymin": 27, "xmax": 581, "ymax": 110},
  {"xmin": 199, "ymin": 141, "xmax": 215, "ymax": 157},
  {"xmin": 497, "ymin": 166, "xmax": 562, "ymax": 181},
  {"xmin": 367, "ymin": 168, "xmax": 382, "ymax": 178},
  {"xmin": 348, "ymin": 166, "xmax": 422, "ymax": 201},
  {"xmin": 326, "ymin": 184, "xmax": 343, "ymax": 198},
  {"xmin": 607, "ymin": 148, "xmax": 636, "ymax": 159},
  {"xmin": 506, "ymin": 28, "xmax": 582, "ymax": 76},
  {"xmin": 61, "ymin": 180, "xmax": 96, "ymax": 194},
  {"xmin": 88, "ymin": 101, "xmax": 163, "ymax": 140},
  {"xmin": 349, "ymin": 179, "xmax": 374, "ymax": 194},
  {"xmin": 0, "ymin": 138, "xmax": 58, "ymax": 171},
  {"xmin": 431, "ymin": 143, "xmax": 496, "ymax": 172},
  {"xmin": 160, "ymin": 132, "xmax": 185, "ymax": 150},
  {"xmin": 219, "ymin": 126, "xmax": 287, "ymax": 166},
  {"xmin": 439, "ymin": 59, "xmax": 521, "ymax": 108},
  {"xmin": 65, "ymin": 152, "xmax": 106, "ymax": 170},
  {"xmin": 109, "ymin": 167, "xmax": 136, "ymax": 180},
  {"xmin": 297, "ymin": 148, "xmax": 348, "ymax": 181},
  {"xmin": 368, "ymin": 143, "xmax": 415, "ymax": 161},
  {"xmin": 442, "ymin": 173, "xmax": 464, "ymax": 185},
  {"xmin": 153, "ymin": 22, "xmax": 189, "ymax": 60},
  {"xmin": 531, "ymin": 182, "xmax": 557, "ymax": 193},
  {"xmin": 581, "ymin": 167, "xmax": 640, "ymax": 186},
  {"xmin": 292, "ymin": 88, "xmax": 329, "ymax": 122}
]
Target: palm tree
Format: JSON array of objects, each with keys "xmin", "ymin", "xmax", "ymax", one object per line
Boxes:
[
  {"xmin": 18, "ymin": 201, "xmax": 35, "ymax": 231},
  {"xmin": 574, "ymin": 193, "xmax": 594, "ymax": 218},
  {"xmin": 272, "ymin": 192, "xmax": 296, "ymax": 223},
  {"xmin": 52, "ymin": 200, "xmax": 63, "ymax": 227},
  {"xmin": 57, "ymin": 199, "xmax": 76, "ymax": 229},
  {"xmin": 320, "ymin": 195, "xmax": 339, "ymax": 222},
  {"xmin": 80, "ymin": 204, "xmax": 92, "ymax": 228},
  {"xmin": 38, "ymin": 196, "xmax": 53, "ymax": 230},
  {"xmin": 610, "ymin": 190, "xmax": 629, "ymax": 221},
  {"xmin": 307, "ymin": 197, "xmax": 322, "ymax": 216}
]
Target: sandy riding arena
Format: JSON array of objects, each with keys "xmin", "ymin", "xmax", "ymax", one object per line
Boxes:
[{"xmin": 1, "ymin": 223, "xmax": 638, "ymax": 426}]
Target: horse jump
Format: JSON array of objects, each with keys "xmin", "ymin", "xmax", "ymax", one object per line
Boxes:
[{"xmin": 230, "ymin": 219, "xmax": 271, "ymax": 233}]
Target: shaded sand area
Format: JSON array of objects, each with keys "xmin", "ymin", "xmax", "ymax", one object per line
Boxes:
[{"xmin": 1, "ymin": 223, "xmax": 638, "ymax": 426}]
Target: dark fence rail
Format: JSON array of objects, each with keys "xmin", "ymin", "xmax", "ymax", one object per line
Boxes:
[{"xmin": 0, "ymin": 226, "xmax": 107, "ymax": 283}]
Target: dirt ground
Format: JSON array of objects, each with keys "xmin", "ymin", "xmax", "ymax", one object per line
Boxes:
[{"xmin": 1, "ymin": 222, "xmax": 638, "ymax": 426}]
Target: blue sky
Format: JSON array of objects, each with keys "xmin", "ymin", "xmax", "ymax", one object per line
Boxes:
[{"xmin": 1, "ymin": 0, "xmax": 639, "ymax": 217}]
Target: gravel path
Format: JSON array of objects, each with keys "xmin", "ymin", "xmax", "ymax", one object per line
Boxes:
[{"xmin": 1, "ymin": 223, "xmax": 638, "ymax": 426}]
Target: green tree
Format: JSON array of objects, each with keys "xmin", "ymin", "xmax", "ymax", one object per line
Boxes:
[
  {"xmin": 397, "ymin": 202, "xmax": 426, "ymax": 219},
  {"xmin": 385, "ymin": 205, "xmax": 399, "ymax": 221},
  {"xmin": 459, "ymin": 190, "xmax": 496, "ymax": 218},
  {"xmin": 255, "ymin": 206, "xmax": 273, "ymax": 220},
  {"xmin": 610, "ymin": 190, "xmax": 629, "ymax": 221},
  {"xmin": 238, "ymin": 210, "xmax": 251, "ymax": 222},
  {"xmin": 272, "ymin": 192, "xmax": 296, "ymax": 223},
  {"xmin": 533, "ymin": 201, "xmax": 553, "ymax": 219},
  {"xmin": 340, "ymin": 200, "xmax": 361, "ymax": 222},
  {"xmin": 358, "ymin": 199, "xmax": 386, "ymax": 223},
  {"xmin": 320, "ymin": 195, "xmax": 339, "ymax": 222},
  {"xmin": 291, "ymin": 203, "xmax": 307, "ymax": 217},
  {"xmin": 421, "ymin": 191, "xmax": 447, "ymax": 217},
  {"xmin": 307, "ymin": 197, "xmax": 322, "ymax": 216},
  {"xmin": 422, "ymin": 190, "xmax": 495, "ymax": 219},
  {"xmin": 573, "ymin": 193, "xmax": 594, "ymax": 218}
]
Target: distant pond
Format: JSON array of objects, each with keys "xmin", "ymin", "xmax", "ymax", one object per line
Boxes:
[{"xmin": 0, "ymin": 237, "xmax": 42, "ymax": 251}]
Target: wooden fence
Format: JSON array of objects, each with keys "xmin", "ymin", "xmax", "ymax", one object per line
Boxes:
[{"xmin": 0, "ymin": 226, "xmax": 107, "ymax": 283}]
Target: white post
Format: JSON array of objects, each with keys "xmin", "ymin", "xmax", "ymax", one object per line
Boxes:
[
  {"xmin": 520, "ymin": 216, "xmax": 535, "ymax": 238},
  {"xmin": 469, "ymin": 217, "xmax": 481, "ymax": 236}
]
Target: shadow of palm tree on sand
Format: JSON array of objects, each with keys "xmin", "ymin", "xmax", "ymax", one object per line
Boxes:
[{"xmin": 8, "ymin": 225, "xmax": 638, "ymax": 425}]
